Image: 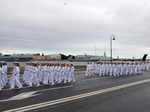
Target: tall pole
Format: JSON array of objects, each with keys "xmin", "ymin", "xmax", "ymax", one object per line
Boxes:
[
  {"xmin": 110, "ymin": 35, "xmax": 115, "ymax": 62},
  {"xmin": 110, "ymin": 36, "xmax": 112, "ymax": 62}
]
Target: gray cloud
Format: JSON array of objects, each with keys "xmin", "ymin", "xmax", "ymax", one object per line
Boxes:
[{"xmin": 0, "ymin": 0, "xmax": 150, "ymax": 58}]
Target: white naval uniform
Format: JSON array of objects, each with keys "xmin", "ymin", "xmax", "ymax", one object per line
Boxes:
[
  {"xmin": 95, "ymin": 64, "xmax": 99, "ymax": 75},
  {"xmin": 53, "ymin": 66, "xmax": 56, "ymax": 83},
  {"xmin": 125, "ymin": 64, "xmax": 130, "ymax": 76},
  {"xmin": 71, "ymin": 66, "xmax": 75, "ymax": 82},
  {"xmin": 64, "ymin": 66, "xmax": 68, "ymax": 83},
  {"xmin": 68, "ymin": 67, "xmax": 72, "ymax": 83},
  {"xmin": 101, "ymin": 64, "xmax": 105, "ymax": 76},
  {"xmin": 130, "ymin": 64, "xmax": 134, "ymax": 75},
  {"xmin": 118, "ymin": 64, "xmax": 122, "ymax": 77},
  {"xmin": 23, "ymin": 66, "xmax": 29, "ymax": 85},
  {"xmin": 0, "ymin": 67, "xmax": 4, "ymax": 90},
  {"xmin": 37, "ymin": 65, "xmax": 42, "ymax": 83},
  {"xmin": 85, "ymin": 64, "xmax": 90, "ymax": 77},
  {"xmin": 121, "ymin": 64, "xmax": 124, "ymax": 76},
  {"xmin": 105, "ymin": 64, "xmax": 109, "ymax": 76},
  {"xmin": 57, "ymin": 66, "xmax": 62, "ymax": 84},
  {"xmin": 43, "ymin": 66, "xmax": 49, "ymax": 85},
  {"xmin": 9, "ymin": 66, "xmax": 22, "ymax": 89},
  {"xmin": 55, "ymin": 66, "xmax": 60, "ymax": 83},
  {"xmin": 48, "ymin": 66, "xmax": 54, "ymax": 85},
  {"xmin": 109, "ymin": 64, "xmax": 113, "ymax": 77},
  {"xmin": 1, "ymin": 68, "xmax": 6, "ymax": 88},
  {"xmin": 28, "ymin": 66, "xmax": 33, "ymax": 87},
  {"xmin": 115, "ymin": 64, "xmax": 120, "ymax": 77},
  {"xmin": 59, "ymin": 67, "xmax": 63, "ymax": 83},
  {"xmin": 61, "ymin": 67, "xmax": 65, "ymax": 83},
  {"xmin": 112, "ymin": 64, "xmax": 115, "ymax": 77},
  {"xmin": 40, "ymin": 66, "xmax": 45, "ymax": 83},
  {"xmin": 1, "ymin": 65, "xmax": 8, "ymax": 86},
  {"xmin": 98, "ymin": 64, "xmax": 103, "ymax": 76},
  {"xmin": 66, "ymin": 67, "xmax": 70, "ymax": 83},
  {"xmin": 32, "ymin": 67, "xmax": 40, "ymax": 86}
]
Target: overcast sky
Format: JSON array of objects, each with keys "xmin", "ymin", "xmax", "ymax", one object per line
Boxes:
[{"xmin": 0, "ymin": 0, "xmax": 150, "ymax": 58}]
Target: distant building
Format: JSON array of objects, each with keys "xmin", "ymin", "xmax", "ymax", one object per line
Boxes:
[
  {"xmin": 33, "ymin": 53, "xmax": 41, "ymax": 56},
  {"xmin": 75, "ymin": 55, "xmax": 88, "ymax": 59},
  {"xmin": 45, "ymin": 54, "xmax": 61, "ymax": 61},
  {"xmin": 0, "ymin": 56, "xmax": 33, "ymax": 62},
  {"xmin": 32, "ymin": 56, "xmax": 45, "ymax": 61},
  {"xmin": 12, "ymin": 53, "xmax": 41, "ymax": 57},
  {"xmin": 75, "ymin": 55, "xmax": 103, "ymax": 60},
  {"xmin": 11, "ymin": 53, "xmax": 63, "ymax": 61},
  {"xmin": 74, "ymin": 55, "xmax": 111, "ymax": 61}
]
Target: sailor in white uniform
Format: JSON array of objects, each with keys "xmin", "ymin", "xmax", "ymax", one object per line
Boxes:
[
  {"xmin": 9, "ymin": 63, "xmax": 22, "ymax": 89},
  {"xmin": 70, "ymin": 64, "xmax": 75, "ymax": 82},
  {"xmin": 0, "ymin": 63, "xmax": 4, "ymax": 90},
  {"xmin": 67, "ymin": 64, "xmax": 72, "ymax": 83},
  {"xmin": 61, "ymin": 64, "xmax": 65, "ymax": 83},
  {"xmin": 63, "ymin": 64, "xmax": 68, "ymax": 83},
  {"xmin": 57, "ymin": 64, "xmax": 62, "ymax": 84},
  {"xmin": 65, "ymin": 64, "xmax": 70, "ymax": 83},
  {"xmin": 48, "ymin": 64, "xmax": 55, "ymax": 85},
  {"xmin": 43, "ymin": 64, "xmax": 49, "ymax": 85},
  {"xmin": 85, "ymin": 63, "xmax": 90, "ymax": 77},
  {"xmin": 37, "ymin": 63, "xmax": 42, "ymax": 83},
  {"xmin": 98, "ymin": 63, "xmax": 103, "ymax": 76},
  {"xmin": 1, "ymin": 62, "xmax": 8, "ymax": 87},
  {"xmin": 32, "ymin": 63, "xmax": 40, "ymax": 87},
  {"xmin": 23, "ymin": 63, "xmax": 29, "ymax": 85}
]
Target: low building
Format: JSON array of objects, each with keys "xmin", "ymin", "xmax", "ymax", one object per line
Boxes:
[
  {"xmin": 0, "ymin": 56, "xmax": 33, "ymax": 62},
  {"xmin": 32, "ymin": 56, "xmax": 45, "ymax": 61},
  {"xmin": 45, "ymin": 54, "xmax": 61, "ymax": 61}
]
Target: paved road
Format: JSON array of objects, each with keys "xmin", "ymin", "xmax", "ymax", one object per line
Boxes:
[{"xmin": 1, "ymin": 71, "xmax": 150, "ymax": 112}]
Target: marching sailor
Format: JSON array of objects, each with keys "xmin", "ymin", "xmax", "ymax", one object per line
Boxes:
[
  {"xmin": 0, "ymin": 63, "xmax": 4, "ymax": 90},
  {"xmin": 2, "ymin": 63, "xmax": 8, "ymax": 86},
  {"xmin": 9, "ymin": 63, "xmax": 22, "ymax": 89}
]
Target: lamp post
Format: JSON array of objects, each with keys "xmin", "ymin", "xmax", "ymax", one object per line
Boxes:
[{"xmin": 110, "ymin": 34, "xmax": 115, "ymax": 62}]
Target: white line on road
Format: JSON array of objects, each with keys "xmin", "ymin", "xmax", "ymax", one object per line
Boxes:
[
  {"xmin": 36, "ymin": 85, "xmax": 73, "ymax": 92},
  {"xmin": 0, "ymin": 85, "xmax": 73, "ymax": 102},
  {"xmin": 2, "ymin": 85, "xmax": 73, "ymax": 92},
  {"xmin": 0, "ymin": 91, "xmax": 40, "ymax": 102},
  {"xmin": 4, "ymin": 78, "xmax": 150, "ymax": 112}
]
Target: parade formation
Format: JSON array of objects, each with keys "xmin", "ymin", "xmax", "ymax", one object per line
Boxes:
[
  {"xmin": 0, "ymin": 62, "xmax": 75, "ymax": 90},
  {"xmin": 86, "ymin": 62, "xmax": 150, "ymax": 77},
  {"xmin": 23, "ymin": 63, "xmax": 75, "ymax": 87},
  {"xmin": 0, "ymin": 61, "xmax": 150, "ymax": 90}
]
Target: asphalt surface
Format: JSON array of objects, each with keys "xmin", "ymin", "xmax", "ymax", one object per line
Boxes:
[{"xmin": 1, "ymin": 71, "xmax": 150, "ymax": 112}]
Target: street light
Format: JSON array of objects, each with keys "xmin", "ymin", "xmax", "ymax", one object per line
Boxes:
[{"xmin": 110, "ymin": 34, "xmax": 115, "ymax": 62}]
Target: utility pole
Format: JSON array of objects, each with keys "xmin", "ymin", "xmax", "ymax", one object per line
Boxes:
[{"xmin": 110, "ymin": 34, "xmax": 115, "ymax": 62}]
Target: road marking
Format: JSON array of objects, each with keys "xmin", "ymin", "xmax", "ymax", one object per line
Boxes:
[
  {"xmin": 4, "ymin": 78, "xmax": 150, "ymax": 112},
  {"xmin": 2, "ymin": 85, "xmax": 73, "ymax": 92},
  {"xmin": 0, "ymin": 91, "xmax": 40, "ymax": 102},
  {"xmin": 0, "ymin": 85, "xmax": 73, "ymax": 102},
  {"xmin": 35, "ymin": 85, "xmax": 73, "ymax": 92}
]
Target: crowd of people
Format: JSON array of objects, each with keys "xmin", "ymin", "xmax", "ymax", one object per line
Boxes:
[
  {"xmin": 0, "ymin": 62, "xmax": 75, "ymax": 90},
  {"xmin": 86, "ymin": 62, "xmax": 150, "ymax": 77},
  {"xmin": 1, "ymin": 61, "xmax": 150, "ymax": 90},
  {"xmin": 23, "ymin": 63, "xmax": 75, "ymax": 87}
]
